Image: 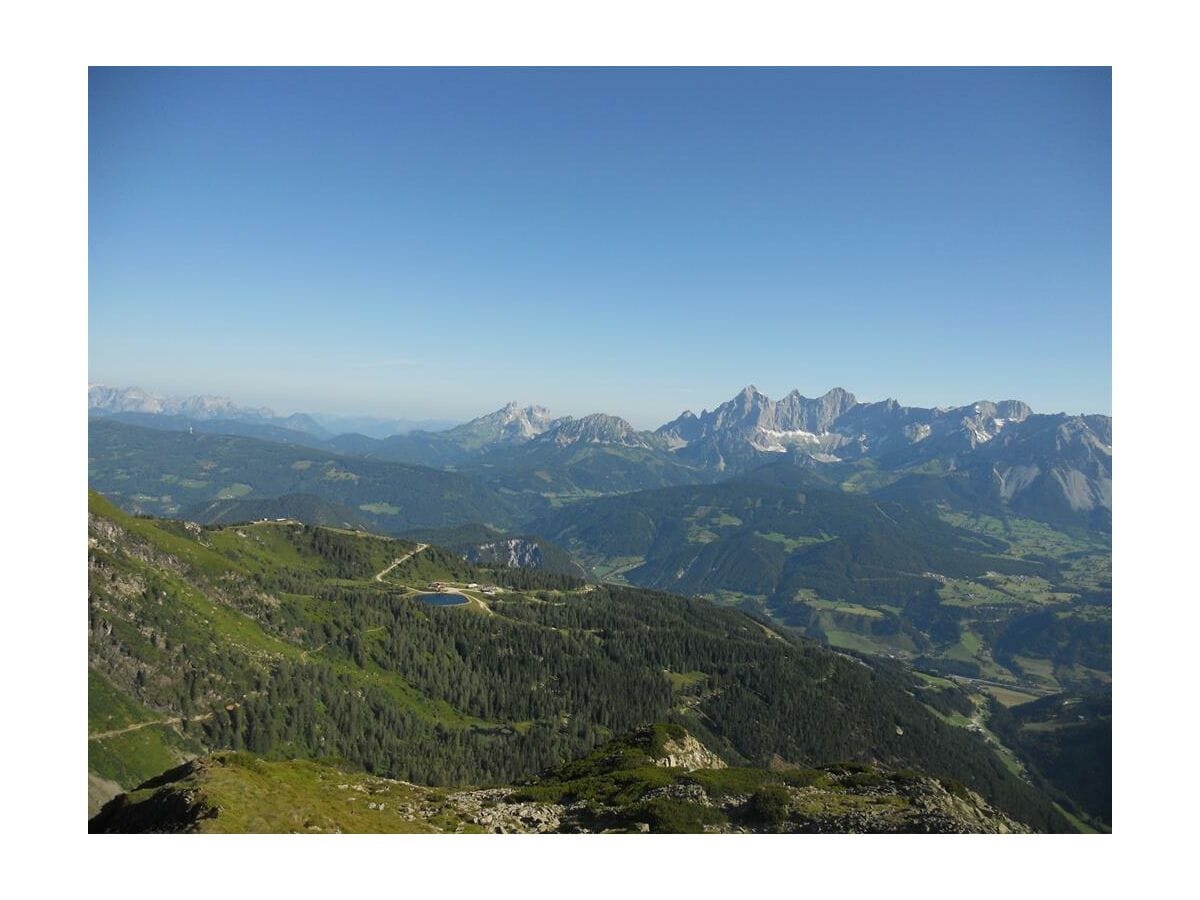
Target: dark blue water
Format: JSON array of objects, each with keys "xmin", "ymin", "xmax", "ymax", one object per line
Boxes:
[{"xmin": 416, "ymin": 593, "xmax": 468, "ymax": 607}]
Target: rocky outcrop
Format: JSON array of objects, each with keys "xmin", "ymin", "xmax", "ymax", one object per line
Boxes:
[
  {"xmin": 466, "ymin": 538, "xmax": 544, "ymax": 570},
  {"xmin": 782, "ymin": 771, "xmax": 1030, "ymax": 834},
  {"xmin": 448, "ymin": 789, "xmax": 564, "ymax": 834},
  {"xmin": 652, "ymin": 733, "xmax": 727, "ymax": 771}
]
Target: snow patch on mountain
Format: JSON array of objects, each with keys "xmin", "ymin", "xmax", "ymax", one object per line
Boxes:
[{"xmin": 749, "ymin": 427, "xmax": 823, "ymax": 453}]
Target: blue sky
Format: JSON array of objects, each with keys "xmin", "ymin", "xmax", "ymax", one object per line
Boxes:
[{"xmin": 89, "ymin": 67, "xmax": 1110, "ymax": 428}]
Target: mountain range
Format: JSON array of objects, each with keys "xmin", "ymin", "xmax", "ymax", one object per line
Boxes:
[
  {"xmin": 88, "ymin": 384, "xmax": 457, "ymax": 440},
  {"xmin": 90, "ymin": 383, "xmax": 1112, "ymax": 529}
]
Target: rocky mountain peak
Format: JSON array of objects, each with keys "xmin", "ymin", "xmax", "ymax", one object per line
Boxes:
[
  {"xmin": 822, "ymin": 386, "xmax": 857, "ymax": 407},
  {"xmin": 715, "ymin": 385, "xmax": 774, "ymax": 428},
  {"xmin": 774, "ymin": 387, "xmax": 859, "ymax": 434},
  {"xmin": 656, "ymin": 409, "xmax": 704, "ymax": 446},
  {"xmin": 539, "ymin": 413, "xmax": 654, "ymax": 448},
  {"xmin": 996, "ymin": 400, "xmax": 1033, "ymax": 421},
  {"xmin": 953, "ymin": 399, "xmax": 1036, "ymax": 447},
  {"xmin": 496, "ymin": 402, "xmax": 552, "ymax": 425},
  {"xmin": 445, "ymin": 402, "xmax": 557, "ymax": 447}
]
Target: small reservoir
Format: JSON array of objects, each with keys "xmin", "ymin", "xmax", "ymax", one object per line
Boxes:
[{"xmin": 416, "ymin": 593, "xmax": 469, "ymax": 607}]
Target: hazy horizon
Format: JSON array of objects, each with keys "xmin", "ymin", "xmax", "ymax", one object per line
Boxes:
[{"xmin": 90, "ymin": 67, "xmax": 1111, "ymax": 427}]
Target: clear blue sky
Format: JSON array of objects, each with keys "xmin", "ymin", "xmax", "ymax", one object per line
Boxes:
[{"xmin": 89, "ymin": 67, "xmax": 1110, "ymax": 428}]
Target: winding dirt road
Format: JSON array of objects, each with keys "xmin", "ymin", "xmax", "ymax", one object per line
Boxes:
[
  {"xmin": 374, "ymin": 544, "xmax": 428, "ymax": 582},
  {"xmin": 88, "ymin": 712, "xmax": 212, "ymax": 742}
]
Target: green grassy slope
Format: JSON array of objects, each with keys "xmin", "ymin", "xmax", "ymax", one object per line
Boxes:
[{"xmin": 88, "ymin": 668, "xmax": 203, "ymax": 816}]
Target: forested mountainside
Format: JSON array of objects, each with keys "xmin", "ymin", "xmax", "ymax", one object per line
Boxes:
[
  {"xmin": 87, "ymin": 491, "xmax": 1070, "ymax": 831},
  {"xmin": 181, "ymin": 494, "xmax": 371, "ymax": 529},
  {"xmin": 988, "ymin": 692, "xmax": 1111, "ymax": 828},
  {"xmin": 530, "ymin": 477, "xmax": 1111, "ymax": 695},
  {"xmin": 88, "ymin": 419, "xmax": 519, "ymax": 531}
]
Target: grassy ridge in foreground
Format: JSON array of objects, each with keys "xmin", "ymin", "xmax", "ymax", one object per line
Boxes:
[{"xmin": 91, "ymin": 726, "xmax": 1030, "ymax": 834}]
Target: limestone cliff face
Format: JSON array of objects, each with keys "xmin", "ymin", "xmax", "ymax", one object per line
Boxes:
[
  {"xmin": 651, "ymin": 733, "xmax": 727, "ymax": 771},
  {"xmin": 467, "ymin": 538, "xmax": 544, "ymax": 569},
  {"xmin": 535, "ymin": 413, "xmax": 659, "ymax": 449}
]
